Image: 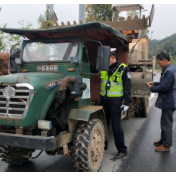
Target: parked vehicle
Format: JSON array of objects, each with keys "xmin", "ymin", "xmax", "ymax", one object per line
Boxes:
[{"xmin": 0, "ymin": 4, "xmax": 155, "ymax": 172}]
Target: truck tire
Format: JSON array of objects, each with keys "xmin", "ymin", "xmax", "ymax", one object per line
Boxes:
[
  {"xmin": 72, "ymin": 119, "xmax": 105, "ymax": 172},
  {"xmin": 136, "ymin": 97, "xmax": 149, "ymax": 117},
  {"xmin": 0, "ymin": 145, "xmax": 32, "ymax": 165}
]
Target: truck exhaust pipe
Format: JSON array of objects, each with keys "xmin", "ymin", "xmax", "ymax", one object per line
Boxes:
[{"xmin": 59, "ymin": 76, "xmax": 76, "ymax": 91}]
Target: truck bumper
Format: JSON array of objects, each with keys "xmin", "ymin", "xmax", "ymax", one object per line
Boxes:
[{"xmin": 0, "ymin": 132, "xmax": 74, "ymax": 151}]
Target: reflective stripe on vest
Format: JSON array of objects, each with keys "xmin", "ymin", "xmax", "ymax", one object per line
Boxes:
[
  {"xmin": 100, "ymin": 90, "xmax": 123, "ymax": 95},
  {"xmin": 100, "ymin": 63, "xmax": 127, "ymax": 97}
]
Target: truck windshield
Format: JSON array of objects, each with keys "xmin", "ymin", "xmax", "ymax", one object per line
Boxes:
[{"xmin": 23, "ymin": 41, "xmax": 78, "ymax": 62}]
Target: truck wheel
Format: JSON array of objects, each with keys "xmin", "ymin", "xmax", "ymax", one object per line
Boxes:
[
  {"xmin": 72, "ymin": 119, "xmax": 105, "ymax": 172},
  {"xmin": 136, "ymin": 98, "xmax": 149, "ymax": 117},
  {"xmin": 0, "ymin": 145, "xmax": 32, "ymax": 165}
]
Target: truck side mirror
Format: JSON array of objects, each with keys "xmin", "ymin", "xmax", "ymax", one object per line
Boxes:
[
  {"xmin": 96, "ymin": 46, "xmax": 110, "ymax": 71},
  {"xmin": 9, "ymin": 49, "xmax": 21, "ymax": 72}
]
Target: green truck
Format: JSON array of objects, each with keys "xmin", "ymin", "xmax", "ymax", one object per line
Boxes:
[{"xmin": 0, "ymin": 12, "xmax": 154, "ymax": 171}]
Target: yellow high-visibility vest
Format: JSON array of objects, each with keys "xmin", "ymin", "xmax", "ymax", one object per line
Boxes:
[{"xmin": 100, "ymin": 63, "xmax": 127, "ymax": 97}]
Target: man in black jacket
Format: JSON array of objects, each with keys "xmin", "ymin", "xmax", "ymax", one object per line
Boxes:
[{"xmin": 146, "ymin": 52, "xmax": 176, "ymax": 151}]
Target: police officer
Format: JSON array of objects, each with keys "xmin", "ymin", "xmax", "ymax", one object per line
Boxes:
[{"xmin": 100, "ymin": 50, "xmax": 132, "ymax": 159}]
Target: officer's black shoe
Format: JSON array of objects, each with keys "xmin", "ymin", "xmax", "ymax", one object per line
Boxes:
[
  {"xmin": 114, "ymin": 151, "xmax": 127, "ymax": 159},
  {"xmin": 104, "ymin": 140, "xmax": 108, "ymax": 150}
]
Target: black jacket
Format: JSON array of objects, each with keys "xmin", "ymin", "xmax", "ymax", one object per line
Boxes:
[
  {"xmin": 90, "ymin": 61, "xmax": 132, "ymax": 106},
  {"xmin": 151, "ymin": 63, "xmax": 176, "ymax": 110}
]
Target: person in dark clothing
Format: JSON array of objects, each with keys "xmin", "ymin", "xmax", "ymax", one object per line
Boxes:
[
  {"xmin": 146, "ymin": 52, "xmax": 176, "ymax": 152},
  {"xmin": 91, "ymin": 50, "xmax": 132, "ymax": 159}
]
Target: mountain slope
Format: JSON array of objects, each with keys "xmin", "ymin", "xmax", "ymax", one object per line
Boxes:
[{"xmin": 149, "ymin": 33, "xmax": 176, "ymax": 58}]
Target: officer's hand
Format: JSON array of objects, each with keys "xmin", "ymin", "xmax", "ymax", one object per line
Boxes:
[{"xmin": 120, "ymin": 105, "xmax": 129, "ymax": 112}]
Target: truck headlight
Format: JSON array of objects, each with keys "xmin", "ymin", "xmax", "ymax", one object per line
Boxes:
[
  {"xmin": 3, "ymin": 86, "xmax": 16, "ymax": 98},
  {"xmin": 38, "ymin": 120, "xmax": 52, "ymax": 130}
]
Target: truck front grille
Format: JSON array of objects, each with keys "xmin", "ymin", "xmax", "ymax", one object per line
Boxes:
[{"xmin": 0, "ymin": 83, "xmax": 34, "ymax": 118}]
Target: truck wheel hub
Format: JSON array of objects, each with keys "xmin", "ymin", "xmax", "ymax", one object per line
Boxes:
[{"xmin": 90, "ymin": 130, "xmax": 102, "ymax": 165}]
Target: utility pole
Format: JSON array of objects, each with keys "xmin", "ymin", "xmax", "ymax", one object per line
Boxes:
[
  {"xmin": 48, "ymin": 4, "xmax": 54, "ymax": 15},
  {"xmin": 79, "ymin": 4, "xmax": 85, "ymax": 23},
  {"xmin": 47, "ymin": 4, "xmax": 54, "ymax": 58},
  {"xmin": 138, "ymin": 6, "xmax": 142, "ymax": 38},
  {"xmin": 112, "ymin": 10, "xmax": 116, "ymax": 21}
]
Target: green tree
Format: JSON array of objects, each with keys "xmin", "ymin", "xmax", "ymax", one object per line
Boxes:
[
  {"xmin": 0, "ymin": 7, "xmax": 6, "ymax": 51},
  {"xmin": 4, "ymin": 21, "xmax": 32, "ymax": 51},
  {"xmin": 38, "ymin": 5, "xmax": 54, "ymax": 29},
  {"xmin": 126, "ymin": 10, "xmax": 149, "ymax": 38},
  {"xmin": 171, "ymin": 56, "xmax": 176, "ymax": 65},
  {"xmin": 0, "ymin": 31, "xmax": 5, "ymax": 51},
  {"xmin": 18, "ymin": 20, "xmax": 33, "ymax": 29},
  {"xmin": 0, "ymin": 7, "xmax": 33, "ymax": 52},
  {"xmin": 85, "ymin": 4, "xmax": 119, "ymax": 22},
  {"xmin": 126, "ymin": 10, "xmax": 138, "ymax": 20},
  {"xmin": 0, "ymin": 23, "xmax": 33, "ymax": 52},
  {"xmin": 3, "ymin": 20, "xmax": 33, "ymax": 51},
  {"xmin": 149, "ymin": 33, "xmax": 176, "ymax": 67}
]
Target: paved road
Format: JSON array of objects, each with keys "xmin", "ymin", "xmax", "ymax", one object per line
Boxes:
[
  {"xmin": 117, "ymin": 105, "xmax": 176, "ymax": 172},
  {"xmin": 2, "ymin": 73, "xmax": 175, "ymax": 172},
  {"xmin": 116, "ymin": 73, "xmax": 176, "ymax": 172}
]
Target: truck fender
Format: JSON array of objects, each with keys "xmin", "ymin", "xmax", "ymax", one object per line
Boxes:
[{"xmin": 68, "ymin": 106, "xmax": 109, "ymax": 141}]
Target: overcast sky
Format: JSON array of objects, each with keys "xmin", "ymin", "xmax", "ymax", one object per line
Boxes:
[{"xmin": 0, "ymin": 3, "xmax": 176, "ymax": 40}]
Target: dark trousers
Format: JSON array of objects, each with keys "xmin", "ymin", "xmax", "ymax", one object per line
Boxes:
[
  {"xmin": 160, "ymin": 109, "xmax": 174, "ymax": 147},
  {"xmin": 101, "ymin": 100, "xmax": 127, "ymax": 153}
]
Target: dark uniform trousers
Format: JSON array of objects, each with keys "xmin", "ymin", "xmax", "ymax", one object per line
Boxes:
[
  {"xmin": 160, "ymin": 109, "xmax": 174, "ymax": 147},
  {"xmin": 101, "ymin": 99, "xmax": 127, "ymax": 153}
]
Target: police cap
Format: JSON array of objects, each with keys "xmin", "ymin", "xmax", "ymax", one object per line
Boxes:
[{"xmin": 110, "ymin": 51, "xmax": 117, "ymax": 60}]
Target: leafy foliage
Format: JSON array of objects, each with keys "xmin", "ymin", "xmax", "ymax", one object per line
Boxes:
[
  {"xmin": 18, "ymin": 20, "xmax": 33, "ymax": 29},
  {"xmin": 38, "ymin": 5, "xmax": 54, "ymax": 29},
  {"xmin": 126, "ymin": 10, "xmax": 149, "ymax": 38},
  {"xmin": 149, "ymin": 33, "xmax": 176, "ymax": 58},
  {"xmin": 126, "ymin": 10, "xmax": 138, "ymax": 20},
  {"xmin": 0, "ymin": 7, "xmax": 6, "ymax": 51},
  {"xmin": 0, "ymin": 7, "xmax": 33, "ymax": 52},
  {"xmin": 1, "ymin": 21, "xmax": 33, "ymax": 52},
  {"xmin": 6, "ymin": 21, "xmax": 33, "ymax": 51},
  {"xmin": 0, "ymin": 7, "xmax": 4, "ymax": 51},
  {"xmin": 0, "ymin": 24, "xmax": 6, "ymax": 51},
  {"xmin": 149, "ymin": 33, "xmax": 176, "ymax": 68},
  {"xmin": 85, "ymin": 4, "xmax": 119, "ymax": 22}
]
